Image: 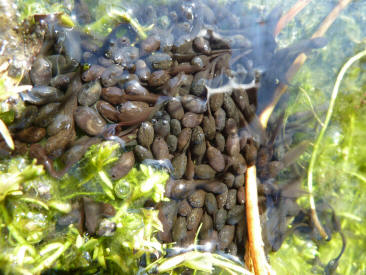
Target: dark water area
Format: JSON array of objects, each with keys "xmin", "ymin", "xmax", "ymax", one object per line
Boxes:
[{"xmin": 1, "ymin": 0, "xmax": 366, "ymax": 274}]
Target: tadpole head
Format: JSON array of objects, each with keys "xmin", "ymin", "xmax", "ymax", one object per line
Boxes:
[{"xmin": 324, "ymin": 259, "xmax": 339, "ymax": 275}]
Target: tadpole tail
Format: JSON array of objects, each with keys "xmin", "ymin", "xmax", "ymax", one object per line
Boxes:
[{"xmin": 324, "ymin": 204, "xmax": 347, "ymax": 275}]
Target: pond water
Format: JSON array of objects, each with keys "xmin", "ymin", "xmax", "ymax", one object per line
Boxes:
[{"xmin": 1, "ymin": 0, "xmax": 366, "ymax": 274}]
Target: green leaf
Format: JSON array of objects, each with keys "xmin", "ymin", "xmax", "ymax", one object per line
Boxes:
[
  {"xmin": 0, "ymin": 119, "xmax": 14, "ymax": 150},
  {"xmin": 97, "ymin": 244, "xmax": 106, "ymax": 269},
  {"xmin": 0, "ymin": 110, "xmax": 15, "ymax": 124},
  {"xmin": 0, "ymin": 159, "xmax": 44, "ymax": 202},
  {"xmin": 47, "ymin": 200, "xmax": 72, "ymax": 213}
]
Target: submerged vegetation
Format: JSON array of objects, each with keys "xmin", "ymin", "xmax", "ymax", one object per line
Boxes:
[
  {"xmin": 0, "ymin": 0, "xmax": 366, "ymax": 274},
  {"xmin": 270, "ymin": 48, "xmax": 366, "ymax": 275},
  {"xmin": 0, "ymin": 142, "xmax": 170, "ymax": 274},
  {"xmin": 266, "ymin": 1, "xmax": 366, "ymax": 273}
]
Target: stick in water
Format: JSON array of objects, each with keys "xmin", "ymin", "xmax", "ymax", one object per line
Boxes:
[
  {"xmin": 274, "ymin": 0, "xmax": 313, "ymax": 37},
  {"xmin": 245, "ymin": 165, "xmax": 275, "ymax": 275}
]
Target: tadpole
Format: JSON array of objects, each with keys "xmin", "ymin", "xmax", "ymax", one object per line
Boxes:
[{"xmin": 324, "ymin": 205, "xmax": 346, "ymax": 275}]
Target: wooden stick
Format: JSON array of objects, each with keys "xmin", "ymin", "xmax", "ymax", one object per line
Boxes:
[
  {"xmin": 274, "ymin": 0, "xmax": 313, "ymax": 37},
  {"xmin": 243, "ymin": 2, "xmax": 317, "ymax": 273},
  {"xmin": 245, "ymin": 165, "xmax": 275, "ymax": 275},
  {"xmin": 245, "ymin": 240, "xmax": 254, "ymax": 272}
]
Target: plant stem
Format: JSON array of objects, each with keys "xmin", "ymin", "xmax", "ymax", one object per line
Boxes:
[
  {"xmin": 245, "ymin": 165, "xmax": 275, "ymax": 275},
  {"xmin": 0, "ymin": 202, "xmax": 27, "ymax": 244},
  {"xmin": 63, "ymin": 192, "xmax": 101, "ymax": 200},
  {"xmin": 274, "ymin": 0, "xmax": 313, "ymax": 37},
  {"xmin": 307, "ymin": 49, "xmax": 366, "ymax": 239},
  {"xmin": 343, "ymin": 114, "xmax": 354, "ymax": 167},
  {"xmin": 110, "ymin": 9, "xmax": 149, "ymax": 40},
  {"xmin": 299, "ymin": 87, "xmax": 324, "ymax": 127},
  {"xmin": 19, "ymin": 197, "xmax": 49, "ymax": 210},
  {"xmin": 98, "ymin": 170, "xmax": 115, "ymax": 200},
  {"xmin": 0, "ymin": 118, "xmax": 14, "ymax": 150},
  {"xmin": 31, "ymin": 241, "xmax": 72, "ymax": 274}
]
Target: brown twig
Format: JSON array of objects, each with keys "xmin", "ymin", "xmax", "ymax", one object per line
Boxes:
[
  {"xmin": 245, "ymin": 165, "xmax": 275, "ymax": 275},
  {"xmin": 242, "ymin": 1, "xmax": 318, "ymax": 273},
  {"xmin": 274, "ymin": 0, "xmax": 313, "ymax": 37}
]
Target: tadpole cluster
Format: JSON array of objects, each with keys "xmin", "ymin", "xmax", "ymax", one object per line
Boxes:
[{"xmin": 2, "ymin": 0, "xmax": 327, "ymax": 258}]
